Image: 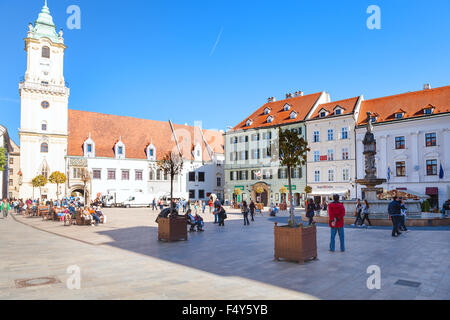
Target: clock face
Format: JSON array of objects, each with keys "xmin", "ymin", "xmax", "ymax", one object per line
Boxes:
[{"xmin": 40, "ymin": 58, "xmax": 52, "ymax": 72}]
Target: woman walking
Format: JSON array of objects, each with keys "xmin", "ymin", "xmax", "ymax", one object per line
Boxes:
[
  {"xmin": 360, "ymin": 200, "xmax": 372, "ymax": 227},
  {"xmin": 1, "ymin": 199, "xmax": 10, "ymax": 219},
  {"xmin": 249, "ymin": 200, "xmax": 256, "ymax": 221},
  {"xmin": 306, "ymin": 198, "xmax": 315, "ymax": 225},
  {"xmin": 328, "ymin": 194, "xmax": 346, "ymax": 252},
  {"xmin": 399, "ymin": 198, "xmax": 408, "ymax": 232},
  {"xmin": 241, "ymin": 201, "xmax": 250, "ymax": 226},
  {"xmin": 351, "ymin": 199, "xmax": 362, "ymax": 227}
]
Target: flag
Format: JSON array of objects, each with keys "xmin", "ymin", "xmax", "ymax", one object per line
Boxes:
[
  {"xmin": 387, "ymin": 167, "xmax": 391, "ymax": 182},
  {"xmin": 255, "ymin": 171, "xmax": 262, "ymax": 178},
  {"xmin": 439, "ymin": 164, "xmax": 444, "ymax": 179}
]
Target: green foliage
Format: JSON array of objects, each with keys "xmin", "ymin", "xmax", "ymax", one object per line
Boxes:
[
  {"xmin": 0, "ymin": 147, "xmax": 6, "ymax": 172},
  {"xmin": 304, "ymin": 186, "xmax": 312, "ymax": 194},
  {"xmin": 421, "ymin": 200, "xmax": 431, "ymax": 212},
  {"xmin": 48, "ymin": 171, "xmax": 67, "ymax": 185}
]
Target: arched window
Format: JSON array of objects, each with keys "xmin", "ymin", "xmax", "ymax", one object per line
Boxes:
[
  {"xmin": 41, "ymin": 101, "xmax": 50, "ymax": 109},
  {"xmin": 149, "ymin": 170, "xmax": 155, "ymax": 181},
  {"xmin": 41, "ymin": 143, "xmax": 48, "ymax": 153},
  {"xmin": 41, "ymin": 121, "xmax": 47, "ymax": 131},
  {"xmin": 42, "ymin": 46, "xmax": 50, "ymax": 58}
]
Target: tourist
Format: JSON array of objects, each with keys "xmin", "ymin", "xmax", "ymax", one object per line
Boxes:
[
  {"xmin": 306, "ymin": 198, "xmax": 315, "ymax": 225},
  {"xmin": 249, "ymin": 200, "xmax": 256, "ymax": 221},
  {"xmin": 360, "ymin": 200, "xmax": 372, "ymax": 227},
  {"xmin": 351, "ymin": 199, "xmax": 363, "ymax": 227},
  {"xmin": 1, "ymin": 199, "xmax": 10, "ymax": 219},
  {"xmin": 195, "ymin": 213, "xmax": 204, "ymax": 231},
  {"xmin": 159, "ymin": 200, "xmax": 164, "ymax": 211},
  {"xmin": 328, "ymin": 194, "xmax": 346, "ymax": 252},
  {"xmin": 399, "ymin": 198, "xmax": 408, "ymax": 232},
  {"xmin": 208, "ymin": 198, "xmax": 213, "ymax": 214},
  {"xmin": 152, "ymin": 198, "xmax": 156, "ymax": 211},
  {"xmin": 388, "ymin": 196, "xmax": 402, "ymax": 237},
  {"xmin": 441, "ymin": 199, "xmax": 450, "ymax": 218},
  {"xmin": 241, "ymin": 200, "xmax": 250, "ymax": 226},
  {"xmin": 217, "ymin": 204, "xmax": 226, "ymax": 226}
]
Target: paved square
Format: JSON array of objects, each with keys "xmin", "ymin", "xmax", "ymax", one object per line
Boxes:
[{"xmin": 0, "ymin": 208, "xmax": 449, "ymax": 300}]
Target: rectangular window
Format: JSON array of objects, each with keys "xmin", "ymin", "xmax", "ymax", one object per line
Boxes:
[
  {"xmin": 107, "ymin": 169, "xmax": 116, "ymax": 180},
  {"xmin": 9, "ymin": 179, "xmax": 13, "ymax": 187},
  {"xmin": 156, "ymin": 169, "xmax": 161, "ymax": 180},
  {"xmin": 73, "ymin": 168, "xmax": 82, "ymax": 179},
  {"xmin": 313, "ymin": 131, "xmax": 320, "ymax": 143},
  {"xmin": 327, "ymin": 129, "xmax": 334, "ymax": 141},
  {"xmin": 121, "ymin": 170, "xmax": 130, "ymax": 180},
  {"xmin": 198, "ymin": 172, "xmax": 205, "ymax": 182},
  {"xmin": 87, "ymin": 144, "xmax": 92, "ymax": 152},
  {"xmin": 238, "ymin": 136, "xmax": 248, "ymax": 143},
  {"xmin": 42, "ymin": 123, "xmax": 47, "ymax": 131},
  {"xmin": 118, "ymin": 146, "xmax": 123, "ymax": 155},
  {"xmin": 342, "ymin": 148, "xmax": 349, "ymax": 160},
  {"xmin": 426, "ymin": 160, "xmax": 437, "ymax": 176},
  {"xmin": 263, "ymin": 147, "xmax": 271, "ymax": 158},
  {"xmin": 93, "ymin": 169, "xmax": 101, "ymax": 180},
  {"xmin": 9, "ymin": 158, "xmax": 13, "ymax": 165},
  {"xmin": 342, "ymin": 168, "xmax": 350, "ymax": 181},
  {"xmin": 189, "ymin": 172, "xmax": 196, "ymax": 182},
  {"xmin": 425, "ymin": 133, "xmax": 436, "ymax": 147},
  {"xmin": 9, "ymin": 169, "xmax": 13, "ymax": 176},
  {"xmin": 314, "ymin": 170, "xmax": 320, "ymax": 182},
  {"xmin": 328, "ymin": 169, "xmax": 335, "ymax": 182},
  {"xmin": 314, "ymin": 151, "xmax": 320, "ymax": 162},
  {"xmin": 217, "ymin": 177, "xmax": 221, "ymax": 187},
  {"xmin": 395, "ymin": 136, "xmax": 405, "ymax": 149},
  {"xmin": 264, "ymin": 169, "xmax": 272, "ymax": 179},
  {"xmin": 278, "ymin": 168, "xmax": 287, "ymax": 179},
  {"xmin": 198, "ymin": 190, "xmax": 205, "ymax": 199},
  {"xmin": 251, "ymin": 149, "xmax": 260, "ymax": 159},
  {"xmin": 396, "ymin": 161, "xmax": 406, "ymax": 177},
  {"xmin": 327, "ymin": 149, "xmax": 334, "ymax": 161},
  {"xmin": 230, "ymin": 137, "xmax": 238, "ymax": 144},
  {"xmin": 189, "ymin": 190, "xmax": 195, "ymax": 199},
  {"xmin": 251, "ymin": 133, "xmax": 260, "ymax": 141},
  {"xmin": 264, "ymin": 132, "xmax": 272, "ymax": 140},
  {"xmin": 230, "ymin": 171, "xmax": 234, "ymax": 181},
  {"xmin": 239, "ymin": 171, "xmax": 248, "ymax": 180},
  {"xmin": 341, "ymin": 127, "xmax": 348, "ymax": 139},
  {"xmin": 135, "ymin": 170, "xmax": 143, "ymax": 181},
  {"xmin": 239, "ymin": 151, "xmax": 248, "ymax": 160},
  {"xmin": 291, "ymin": 168, "xmax": 300, "ymax": 179}
]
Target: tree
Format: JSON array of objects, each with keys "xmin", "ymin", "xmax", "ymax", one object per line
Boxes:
[
  {"xmin": 0, "ymin": 147, "xmax": 6, "ymax": 172},
  {"xmin": 79, "ymin": 168, "xmax": 91, "ymax": 204},
  {"xmin": 304, "ymin": 186, "xmax": 312, "ymax": 204},
  {"xmin": 32, "ymin": 175, "xmax": 48, "ymax": 200},
  {"xmin": 48, "ymin": 171, "xmax": 67, "ymax": 200},
  {"xmin": 278, "ymin": 127, "xmax": 310, "ymax": 227},
  {"xmin": 157, "ymin": 151, "xmax": 184, "ymax": 215}
]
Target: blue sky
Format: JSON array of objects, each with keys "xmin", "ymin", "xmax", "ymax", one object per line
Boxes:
[{"xmin": 1, "ymin": 0, "xmax": 450, "ymax": 144}]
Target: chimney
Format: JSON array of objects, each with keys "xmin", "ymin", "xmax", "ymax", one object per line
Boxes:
[
  {"xmin": 294, "ymin": 91, "xmax": 304, "ymax": 97},
  {"xmin": 285, "ymin": 93, "xmax": 293, "ymax": 99},
  {"xmin": 267, "ymin": 97, "xmax": 276, "ymax": 103},
  {"xmin": 423, "ymin": 83, "xmax": 431, "ymax": 90}
]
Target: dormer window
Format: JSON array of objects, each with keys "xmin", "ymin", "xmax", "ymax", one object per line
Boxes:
[
  {"xmin": 193, "ymin": 143, "xmax": 202, "ymax": 161},
  {"xmin": 264, "ymin": 107, "xmax": 271, "ymax": 115},
  {"xmin": 283, "ymin": 104, "xmax": 291, "ymax": 111},
  {"xmin": 290, "ymin": 111, "xmax": 297, "ymax": 119},
  {"xmin": 318, "ymin": 109, "xmax": 329, "ymax": 118},
  {"xmin": 267, "ymin": 115, "xmax": 274, "ymax": 123},
  {"xmin": 147, "ymin": 143, "xmax": 156, "ymax": 161},
  {"xmin": 395, "ymin": 112, "xmax": 404, "ymax": 119},
  {"xmin": 371, "ymin": 116, "xmax": 377, "ymax": 123},
  {"xmin": 423, "ymin": 105, "xmax": 435, "ymax": 115},
  {"xmin": 115, "ymin": 139, "xmax": 126, "ymax": 159},
  {"xmin": 333, "ymin": 106, "xmax": 343, "ymax": 115},
  {"xmin": 246, "ymin": 119, "xmax": 253, "ymax": 127},
  {"xmin": 83, "ymin": 135, "xmax": 96, "ymax": 158}
]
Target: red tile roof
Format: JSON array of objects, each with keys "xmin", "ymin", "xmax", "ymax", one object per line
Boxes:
[
  {"xmin": 309, "ymin": 96, "xmax": 360, "ymax": 120},
  {"xmin": 232, "ymin": 92, "xmax": 324, "ymax": 131},
  {"xmin": 68, "ymin": 110, "xmax": 224, "ymax": 161},
  {"xmin": 358, "ymin": 85, "xmax": 450, "ymax": 125}
]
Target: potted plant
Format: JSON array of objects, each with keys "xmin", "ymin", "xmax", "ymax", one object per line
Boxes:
[
  {"xmin": 274, "ymin": 128, "xmax": 317, "ymax": 264},
  {"xmin": 255, "ymin": 186, "xmax": 265, "ymax": 210},
  {"xmin": 157, "ymin": 151, "xmax": 187, "ymax": 242}
]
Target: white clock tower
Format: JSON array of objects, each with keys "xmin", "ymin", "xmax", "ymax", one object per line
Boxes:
[{"xmin": 19, "ymin": 1, "xmax": 69, "ymax": 200}]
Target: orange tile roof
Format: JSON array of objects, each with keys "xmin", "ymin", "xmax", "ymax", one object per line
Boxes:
[
  {"xmin": 232, "ymin": 92, "xmax": 324, "ymax": 131},
  {"xmin": 68, "ymin": 110, "xmax": 224, "ymax": 161},
  {"xmin": 309, "ymin": 96, "xmax": 360, "ymax": 120},
  {"xmin": 358, "ymin": 85, "xmax": 450, "ymax": 125}
]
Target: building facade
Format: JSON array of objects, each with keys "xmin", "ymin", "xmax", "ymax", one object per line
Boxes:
[
  {"xmin": 355, "ymin": 85, "xmax": 450, "ymax": 209},
  {"xmin": 224, "ymin": 92, "xmax": 329, "ymax": 206},
  {"xmin": 0, "ymin": 125, "xmax": 13, "ymax": 199},
  {"xmin": 306, "ymin": 96, "xmax": 362, "ymax": 203},
  {"xmin": 7, "ymin": 139, "xmax": 21, "ymax": 200},
  {"xmin": 19, "ymin": 3, "xmax": 224, "ymax": 203}
]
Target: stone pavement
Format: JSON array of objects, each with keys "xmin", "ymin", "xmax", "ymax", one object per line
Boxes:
[{"xmin": 1, "ymin": 208, "xmax": 449, "ymax": 300}]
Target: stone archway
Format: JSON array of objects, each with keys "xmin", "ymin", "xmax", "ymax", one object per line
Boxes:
[{"xmin": 251, "ymin": 182, "xmax": 270, "ymax": 206}]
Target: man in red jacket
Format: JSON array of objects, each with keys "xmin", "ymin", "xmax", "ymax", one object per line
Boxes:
[{"xmin": 328, "ymin": 194, "xmax": 346, "ymax": 252}]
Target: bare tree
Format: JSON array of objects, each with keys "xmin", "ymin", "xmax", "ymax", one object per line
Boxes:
[{"xmin": 157, "ymin": 151, "xmax": 184, "ymax": 215}]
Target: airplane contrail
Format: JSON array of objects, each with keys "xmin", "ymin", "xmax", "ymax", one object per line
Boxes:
[{"xmin": 210, "ymin": 27, "xmax": 224, "ymax": 56}]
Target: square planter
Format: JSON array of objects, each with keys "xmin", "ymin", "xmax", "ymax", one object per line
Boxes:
[
  {"xmin": 158, "ymin": 217, "xmax": 188, "ymax": 242},
  {"xmin": 274, "ymin": 222, "xmax": 317, "ymax": 264}
]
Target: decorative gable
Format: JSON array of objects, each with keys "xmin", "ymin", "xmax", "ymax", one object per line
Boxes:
[
  {"xmin": 283, "ymin": 104, "xmax": 291, "ymax": 111},
  {"xmin": 147, "ymin": 142, "xmax": 156, "ymax": 161},
  {"xmin": 264, "ymin": 107, "xmax": 271, "ymax": 115},
  {"xmin": 318, "ymin": 108, "xmax": 329, "ymax": 118},
  {"xmin": 193, "ymin": 143, "xmax": 202, "ymax": 161},
  {"xmin": 290, "ymin": 111, "xmax": 297, "ymax": 119},
  {"xmin": 115, "ymin": 137, "xmax": 126, "ymax": 159},
  {"xmin": 333, "ymin": 105, "xmax": 344, "ymax": 115},
  {"xmin": 267, "ymin": 115, "xmax": 274, "ymax": 123},
  {"xmin": 246, "ymin": 119, "xmax": 253, "ymax": 127},
  {"xmin": 83, "ymin": 133, "xmax": 95, "ymax": 158}
]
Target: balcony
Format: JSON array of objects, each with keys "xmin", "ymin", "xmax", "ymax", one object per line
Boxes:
[{"xmin": 19, "ymin": 80, "xmax": 70, "ymax": 95}]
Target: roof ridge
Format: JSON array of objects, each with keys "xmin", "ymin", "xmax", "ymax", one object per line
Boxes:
[{"xmin": 363, "ymin": 85, "xmax": 450, "ymax": 103}]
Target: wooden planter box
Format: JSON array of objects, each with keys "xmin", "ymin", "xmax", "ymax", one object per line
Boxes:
[
  {"xmin": 158, "ymin": 217, "xmax": 188, "ymax": 242},
  {"xmin": 274, "ymin": 222, "xmax": 317, "ymax": 264}
]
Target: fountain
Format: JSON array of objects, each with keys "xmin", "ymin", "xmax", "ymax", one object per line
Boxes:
[{"xmin": 343, "ymin": 112, "xmax": 422, "ymax": 216}]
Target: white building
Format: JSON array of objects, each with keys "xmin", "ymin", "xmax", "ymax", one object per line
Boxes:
[
  {"xmin": 355, "ymin": 85, "xmax": 450, "ymax": 209},
  {"xmin": 306, "ymin": 96, "xmax": 363, "ymax": 203},
  {"xmin": 0, "ymin": 125, "xmax": 13, "ymax": 199},
  {"xmin": 19, "ymin": 3, "xmax": 224, "ymax": 202}
]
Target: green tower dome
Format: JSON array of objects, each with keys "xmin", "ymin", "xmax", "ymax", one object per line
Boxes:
[{"xmin": 30, "ymin": 1, "xmax": 61, "ymax": 44}]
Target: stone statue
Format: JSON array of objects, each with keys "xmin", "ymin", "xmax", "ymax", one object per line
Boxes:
[{"xmin": 363, "ymin": 112, "xmax": 377, "ymax": 179}]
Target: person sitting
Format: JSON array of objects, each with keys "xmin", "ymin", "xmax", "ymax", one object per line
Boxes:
[
  {"xmin": 270, "ymin": 202, "xmax": 278, "ymax": 216},
  {"xmin": 94, "ymin": 206, "xmax": 106, "ymax": 224},
  {"xmin": 82, "ymin": 207, "xmax": 93, "ymax": 225},
  {"xmin": 186, "ymin": 210, "xmax": 197, "ymax": 232},
  {"xmin": 88, "ymin": 207, "xmax": 101, "ymax": 226},
  {"xmin": 194, "ymin": 213, "xmax": 205, "ymax": 232}
]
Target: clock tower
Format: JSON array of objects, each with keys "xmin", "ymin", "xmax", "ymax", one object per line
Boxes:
[{"xmin": 19, "ymin": 1, "xmax": 69, "ymax": 200}]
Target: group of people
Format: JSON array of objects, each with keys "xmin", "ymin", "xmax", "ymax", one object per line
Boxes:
[{"xmin": 151, "ymin": 198, "xmax": 218, "ymax": 215}]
